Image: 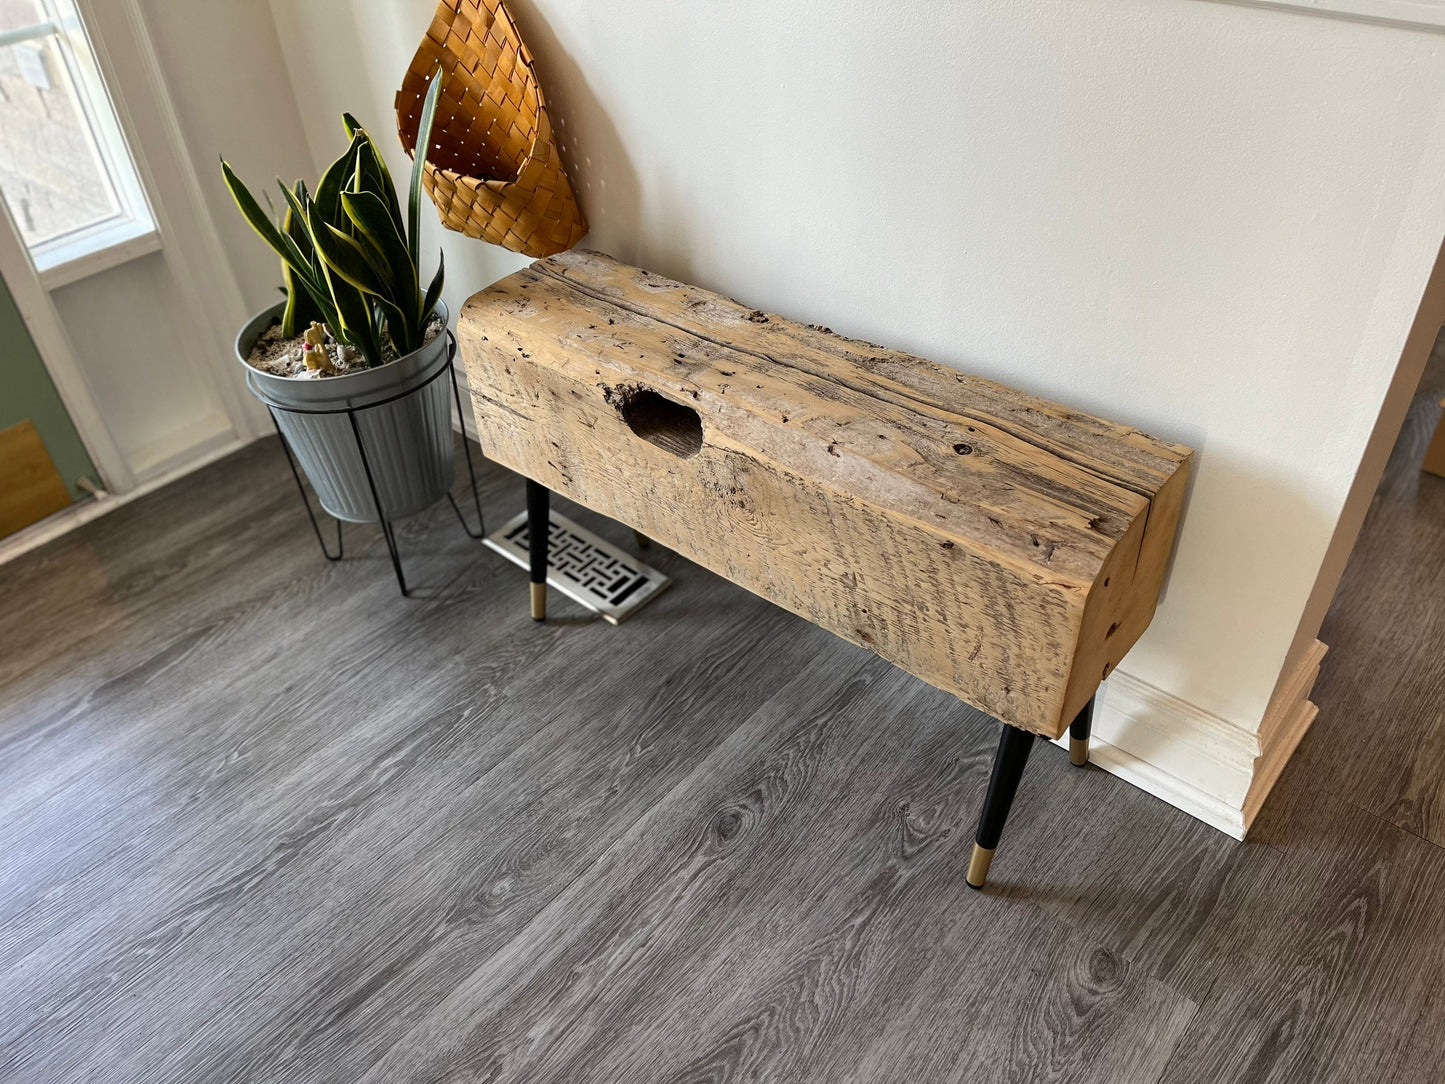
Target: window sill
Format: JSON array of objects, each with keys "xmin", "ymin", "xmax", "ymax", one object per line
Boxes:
[{"xmin": 34, "ymin": 219, "xmax": 162, "ymax": 291}]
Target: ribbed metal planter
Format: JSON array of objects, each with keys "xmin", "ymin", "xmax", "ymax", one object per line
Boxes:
[{"xmin": 236, "ymin": 300, "xmax": 454, "ymax": 523}]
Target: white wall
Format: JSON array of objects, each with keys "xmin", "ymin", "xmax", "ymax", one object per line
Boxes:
[
  {"xmin": 266, "ymin": 0, "xmax": 1445, "ymax": 828},
  {"xmin": 138, "ymin": 0, "xmax": 316, "ymax": 316},
  {"xmin": 266, "ymin": 0, "xmax": 531, "ymax": 312},
  {"xmin": 50, "ymin": 251, "xmax": 233, "ymax": 478}
]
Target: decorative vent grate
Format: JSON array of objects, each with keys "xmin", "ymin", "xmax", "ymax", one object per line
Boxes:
[{"xmin": 484, "ymin": 510, "xmax": 671, "ymax": 624}]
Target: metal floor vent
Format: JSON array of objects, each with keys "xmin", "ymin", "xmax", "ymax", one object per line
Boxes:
[{"xmin": 484, "ymin": 510, "xmax": 671, "ymax": 624}]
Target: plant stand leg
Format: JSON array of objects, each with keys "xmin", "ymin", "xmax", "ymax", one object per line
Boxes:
[
  {"xmin": 446, "ymin": 346, "xmax": 487, "ymax": 540},
  {"xmin": 269, "ymin": 408, "xmax": 343, "ymax": 561},
  {"xmin": 633, "ymin": 530, "xmax": 651, "ymax": 549},
  {"xmin": 1070, "ymin": 696, "xmax": 1096, "ymax": 767},
  {"xmin": 348, "ymin": 410, "xmax": 409, "ymax": 597},
  {"xmin": 263, "ymin": 333, "xmax": 484, "ymax": 600},
  {"xmin": 527, "ymin": 479, "xmax": 549, "ymax": 621},
  {"xmin": 966, "ymin": 724, "xmax": 1037, "ymax": 891}
]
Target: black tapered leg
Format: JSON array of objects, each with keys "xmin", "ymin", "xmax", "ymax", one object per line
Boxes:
[
  {"xmin": 966, "ymin": 724, "xmax": 1037, "ymax": 890},
  {"xmin": 526, "ymin": 479, "xmax": 549, "ymax": 621},
  {"xmin": 1069, "ymin": 696, "xmax": 1096, "ymax": 767}
]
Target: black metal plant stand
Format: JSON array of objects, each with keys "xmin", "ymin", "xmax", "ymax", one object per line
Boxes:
[{"xmin": 266, "ymin": 330, "xmax": 485, "ymax": 597}]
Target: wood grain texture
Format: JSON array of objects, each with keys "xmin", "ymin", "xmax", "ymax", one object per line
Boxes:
[
  {"xmin": 359, "ymin": 655, "xmax": 1198, "ymax": 1084},
  {"xmin": 458, "ymin": 250, "xmax": 1192, "ymax": 736},
  {"xmin": 5, "ymin": 327, "xmax": 1445, "ymax": 1084},
  {"xmin": 1156, "ymin": 785, "xmax": 1445, "ymax": 1084},
  {"xmin": 1146, "ymin": 329, "xmax": 1445, "ymax": 1084},
  {"xmin": 0, "ymin": 419, "xmax": 72, "ymax": 537}
]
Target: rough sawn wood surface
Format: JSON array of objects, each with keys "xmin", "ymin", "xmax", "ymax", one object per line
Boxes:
[{"xmin": 460, "ymin": 250, "xmax": 1191, "ymax": 735}]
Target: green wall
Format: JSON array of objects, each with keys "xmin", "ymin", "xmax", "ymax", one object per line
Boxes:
[{"xmin": 0, "ymin": 273, "xmax": 95, "ymax": 499}]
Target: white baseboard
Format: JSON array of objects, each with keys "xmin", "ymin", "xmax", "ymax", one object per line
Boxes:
[
  {"xmin": 1053, "ymin": 660, "xmax": 1323, "ymax": 840},
  {"xmin": 0, "ymin": 433, "xmax": 249, "ymax": 567},
  {"xmin": 1054, "ymin": 730, "xmax": 1249, "ymax": 839},
  {"xmin": 1, "ymin": 407, "xmax": 467, "ymax": 568},
  {"xmin": 1245, "ymin": 641, "xmax": 1326, "ymax": 824},
  {"xmin": 1053, "ymin": 670, "xmax": 1261, "ymax": 840},
  {"xmin": 126, "ymin": 412, "xmax": 243, "ymax": 483}
]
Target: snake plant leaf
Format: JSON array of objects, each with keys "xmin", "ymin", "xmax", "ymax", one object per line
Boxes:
[
  {"xmin": 280, "ymin": 182, "xmax": 316, "ymax": 257},
  {"xmin": 322, "ymin": 262, "xmax": 382, "ymax": 368},
  {"xmin": 342, "ymin": 191, "xmax": 416, "ymax": 302},
  {"xmin": 408, "ymin": 66, "xmax": 445, "ymax": 274},
  {"xmin": 280, "ymin": 258, "xmax": 324, "ymax": 338},
  {"xmin": 223, "ymin": 162, "xmax": 338, "ymax": 339},
  {"xmin": 372, "ymin": 295, "xmax": 414, "ymax": 356},
  {"xmin": 301, "ymin": 194, "xmax": 385, "ymax": 367},
  {"xmin": 275, "ymin": 184, "xmax": 335, "ymax": 302},
  {"xmin": 371, "ymin": 297, "xmax": 387, "ymax": 343},
  {"xmin": 344, "ymin": 176, "xmax": 449, "ymax": 355},
  {"xmin": 314, "ymin": 132, "xmax": 365, "ymax": 228},
  {"xmin": 351, "ymin": 230, "xmax": 418, "ymax": 350},
  {"xmin": 221, "ymin": 160, "xmax": 290, "ymax": 258},
  {"xmin": 308, "ymin": 214, "xmax": 390, "ymax": 299},
  {"xmin": 280, "ymin": 189, "xmax": 324, "ymax": 284},
  {"xmin": 275, "ymin": 182, "xmax": 314, "ymax": 251},
  {"xmin": 281, "ymin": 196, "xmax": 330, "ymax": 336},
  {"xmin": 353, "ymin": 134, "xmax": 404, "ymax": 236},
  {"xmin": 291, "ymin": 178, "xmax": 313, "ymax": 217},
  {"xmin": 421, "ymin": 250, "xmax": 444, "ymax": 329}
]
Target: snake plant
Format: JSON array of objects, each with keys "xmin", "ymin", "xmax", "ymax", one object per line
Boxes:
[{"xmin": 222, "ymin": 69, "xmax": 446, "ymax": 368}]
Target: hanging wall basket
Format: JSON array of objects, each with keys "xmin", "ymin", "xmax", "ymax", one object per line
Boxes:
[{"xmin": 395, "ymin": 0, "xmax": 587, "ymax": 258}]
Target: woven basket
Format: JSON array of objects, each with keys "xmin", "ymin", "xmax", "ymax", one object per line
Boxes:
[{"xmin": 395, "ymin": 0, "xmax": 587, "ymax": 258}]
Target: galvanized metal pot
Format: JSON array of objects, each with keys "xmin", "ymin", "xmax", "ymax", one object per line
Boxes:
[{"xmin": 236, "ymin": 300, "xmax": 454, "ymax": 523}]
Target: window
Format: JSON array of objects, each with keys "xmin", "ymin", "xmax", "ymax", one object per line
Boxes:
[{"xmin": 0, "ymin": 0, "xmax": 156, "ymax": 285}]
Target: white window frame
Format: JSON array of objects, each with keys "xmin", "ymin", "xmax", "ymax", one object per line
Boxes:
[{"xmin": 0, "ymin": 1, "xmax": 160, "ymax": 288}]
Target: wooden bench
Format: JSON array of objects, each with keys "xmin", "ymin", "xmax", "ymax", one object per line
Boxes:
[{"xmin": 459, "ymin": 251, "xmax": 1192, "ymax": 888}]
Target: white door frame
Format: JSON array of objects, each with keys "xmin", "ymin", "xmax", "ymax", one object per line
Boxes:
[
  {"xmin": 86, "ymin": 0, "xmax": 268, "ymax": 447},
  {"xmin": 0, "ymin": 197, "xmax": 134, "ymax": 492},
  {"xmin": 0, "ymin": 0, "xmax": 269, "ymax": 498}
]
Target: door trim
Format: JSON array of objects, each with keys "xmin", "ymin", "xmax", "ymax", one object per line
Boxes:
[
  {"xmin": 0, "ymin": 0, "xmax": 272, "ymax": 500},
  {"xmin": 0, "ymin": 199, "xmax": 134, "ymax": 493},
  {"xmin": 81, "ymin": 0, "xmax": 268, "ymax": 447}
]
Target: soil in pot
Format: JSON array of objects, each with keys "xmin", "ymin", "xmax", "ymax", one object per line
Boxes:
[{"xmin": 246, "ymin": 317, "xmax": 446, "ymax": 379}]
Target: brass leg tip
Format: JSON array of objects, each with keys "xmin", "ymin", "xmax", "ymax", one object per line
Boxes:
[
  {"xmin": 530, "ymin": 581, "xmax": 547, "ymax": 621},
  {"xmin": 966, "ymin": 844, "xmax": 994, "ymax": 890},
  {"xmin": 1070, "ymin": 736, "xmax": 1089, "ymax": 767}
]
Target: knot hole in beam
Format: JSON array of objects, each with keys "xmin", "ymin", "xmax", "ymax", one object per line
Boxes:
[{"xmin": 609, "ymin": 385, "xmax": 703, "ymax": 458}]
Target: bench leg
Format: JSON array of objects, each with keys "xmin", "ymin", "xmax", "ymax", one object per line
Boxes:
[
  {"xmin": 966, "ymin": 724, "xmax": 1036, "ymax": 890},
  {"xmin": 1069, "ymin": 696, "xmax": 1096, "ymax": 767},
  {"xmin": 527, "ymin": 479, "xmax": 549, "ymax": 621}
]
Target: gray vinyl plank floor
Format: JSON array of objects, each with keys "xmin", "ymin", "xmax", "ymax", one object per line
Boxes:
[{"xmin": 6, "ymin": 329, "xmax": 1445, "ymax": 1081}]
